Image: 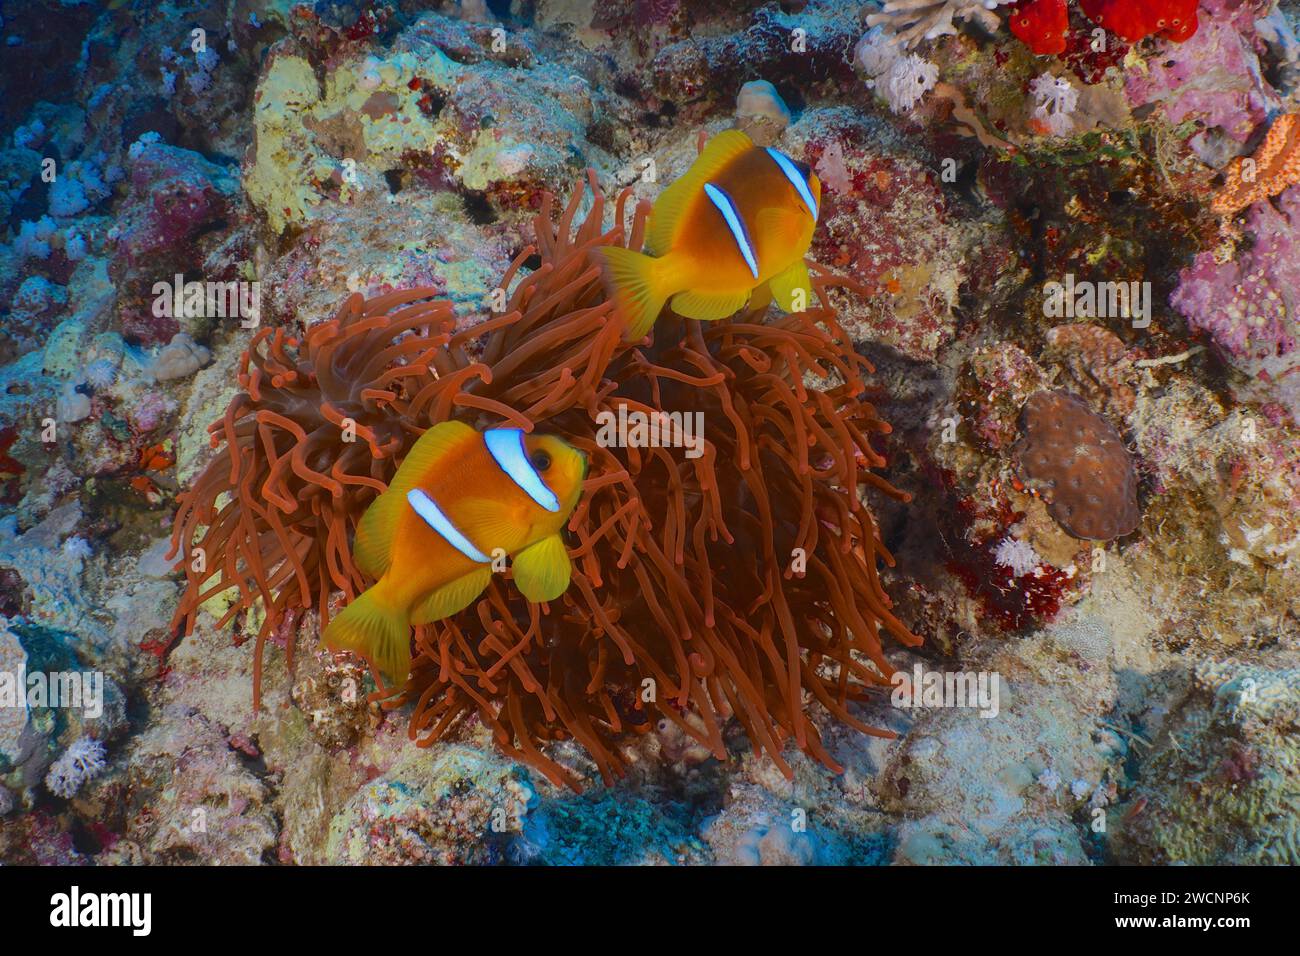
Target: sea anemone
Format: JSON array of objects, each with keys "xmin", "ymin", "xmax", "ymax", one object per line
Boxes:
[
  {"xmin": 83, "ymin": 358, "xmax": 119, "ymax": 390},
  {"xmin": 169, "ymin": 170, "xmax": 919, "ymax": 789}
]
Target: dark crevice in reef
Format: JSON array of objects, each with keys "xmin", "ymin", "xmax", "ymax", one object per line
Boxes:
[
  {"xmin": 461, "ymin": 189, "xmax": 498, "ymax": 225},
  {"xmin": 0, "ymin": 0, "xmax": 99, "ymax": 137}
]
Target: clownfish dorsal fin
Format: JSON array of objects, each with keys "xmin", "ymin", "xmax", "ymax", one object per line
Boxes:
[
  {"xmin": 646, "ymin": 129, "xmax": 754, "ymax": 257},
  {"xmin": 410, "ymin": 566, "xmax": 493, "ymax": 625},
  {"xmin": 353, "ymin": 420, "xmax": 477, "ymax": 578},
  {"xmin": 511, "ymin": 534, "xmax": 572, "ymax": 602}
]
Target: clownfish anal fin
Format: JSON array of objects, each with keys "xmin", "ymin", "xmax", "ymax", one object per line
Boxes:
[
  {"xmin": 646, "ymin": 129, "xmax": 754, "ymax": 257},
  {"xmin": 670, "ymin": 288, "xmax": 751, "ymax": 321},
  {"xmin": 769, "ymin": 259, "xmax": 813, "ymax": 313},
  {"xmin": 411, "ymin": 566, "xmax": 493, "ymax": 625},
  {"xmin": 511, "ymin": 534, "xmax": 572, "ymax": 603}
]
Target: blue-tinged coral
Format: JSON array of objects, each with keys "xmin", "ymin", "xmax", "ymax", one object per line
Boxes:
[{"xmin": 1115, "ymin": 658, "xmax": 1300, "ymax": 864}]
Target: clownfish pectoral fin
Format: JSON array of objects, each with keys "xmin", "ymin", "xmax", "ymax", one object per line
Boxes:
[
  {"xmin": 321, "ymin": 584, "xmax": 412, "ymax": 685},
  {"xmin": 456, "ymin": 497, "xmax": 529, "ymax": 554},
  {"xmin": 596, "ymin": 246, "xmax": 672, "ymax": 340},
  {"xmin": 354, "ymin": 420, "xmax": 478, "ymax": 577},
  {"xmin": 410, "ymin": 566, "xmax": 493, "ymax": 625},
  {"xmin": 669, "ymin": 288, "xmax": 751, "ymax": 321},
  {"xmin": 511, "ymin": 534, "xmax": 572, "ymax": 603},
  {"xmin": 769, "ymin": 259, "xmax": 813, "ymax": 313},
  {"xmin": 646, "ymin": 129, "xmax": 755, "ymax": 257}
]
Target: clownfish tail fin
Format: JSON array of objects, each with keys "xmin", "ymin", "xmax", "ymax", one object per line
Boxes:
[
  {"xmin": 596, "ymin": 246, "xmax": 672, "ymax": 340},
  {"xmin": 320, "ymin": 581, "xmax": 411, "ymax": 687}
]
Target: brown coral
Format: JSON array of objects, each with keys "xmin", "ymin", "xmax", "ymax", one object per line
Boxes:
[
  {"xmin": 169, "ymin": 172, "xmax": 919, "ymax": 789},
  {"xmin": 1043, "ymin": 323, "xmax": 1138, "ymax": 418},
  {"xmin": 1211, "ymin": 113, "xmax": 1300, "ymax": 216},
  {"xmin": 1012, "ymin": 390, "xmax": 1140, "ymax": 541}
]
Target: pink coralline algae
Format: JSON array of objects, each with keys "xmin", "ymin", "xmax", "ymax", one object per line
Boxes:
[
  {"xmin": 1124, "ymin": 17, "xmax": 1276, "ymax": 144},
  {"xmin": 110, "ymin": 141, "xmax": 237, "ymax": 345},
  {"xmin": 1171, "ymin": 186, "xmax": 1299, "ymax": 385},
  {"xmin": 114, "ymin": 142, "xmax": 234, "ymax": 269}
]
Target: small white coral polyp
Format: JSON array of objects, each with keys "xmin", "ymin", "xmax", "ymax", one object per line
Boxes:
[
  {"xmin": 993, "ymin": 535, "xmax": 1043, "ymax": 577},
  {"xmin": 1029, "ymin": 74, "xmax": 1079, "ymax": 136},
  {"xmin": 45, "ymin": 737, "xmax": 108, "ymax": 799}
]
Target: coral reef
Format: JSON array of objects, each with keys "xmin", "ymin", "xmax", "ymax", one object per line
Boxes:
[
  {"xmin": 1, "ymin": 0, "xmax": 1298, "ymax": 868},
  {"xmin": 1114, "ymin": 658, "xmax": 1300, "ymax": 864}
]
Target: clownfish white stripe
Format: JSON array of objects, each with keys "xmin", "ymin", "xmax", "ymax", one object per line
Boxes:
[
  {"xmin": 703, "ymin": 182, "xmax": 760, "ymax": 280},
  {"xmin": 484, "ymin": 428, "xmax": 561, "ymax": 513},
  {"xmin": 764, "ymin": 147, "xmax": 818, "ymax": 221},
  {"xmin": 407, "ymin": 488, "xmax": 491, "ymax": 563}
]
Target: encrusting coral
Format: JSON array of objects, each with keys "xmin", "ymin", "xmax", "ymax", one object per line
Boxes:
[
  {"xmin": 1211, "ymin": 112, "xmax": 1300, "ymax": 216},
  {"xmin": 169, "ymin": 170, "xmax": 920, "ymax": 789}
]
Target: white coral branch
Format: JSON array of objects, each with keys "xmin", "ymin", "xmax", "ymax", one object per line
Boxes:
[{"xmin": 866, "ymin": 0, "xmax": 1016, "ymax": 48}]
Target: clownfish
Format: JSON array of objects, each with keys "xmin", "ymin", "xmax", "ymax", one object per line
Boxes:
[
  {"xmin": 597, "ymin": 129, "xmax": 822, "ymax": 339},
  {"xmin": 322, "ymin": 421, "xmax": 587, "ymax": 683}
]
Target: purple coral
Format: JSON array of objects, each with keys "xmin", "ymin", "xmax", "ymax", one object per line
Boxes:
[
  {"xmin": 1171, "ymin": 186, "xmax": 1299, "ymax": 380},
  {"xmin": 1125, "ymin": 17, "xmax": 1278, "ymax": 145},
  {"xmin": 114, "ymin": 141, "xmax": 233, "ymax": 269}
]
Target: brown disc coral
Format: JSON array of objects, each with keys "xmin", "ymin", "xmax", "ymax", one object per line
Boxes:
[
  {"xmin": 1012, "ymin": 390, "xmax": 1141, "ymax": 542},
  {"xmin": 169, "ymin": 171, "xmax": 919, "ymax": 789}
]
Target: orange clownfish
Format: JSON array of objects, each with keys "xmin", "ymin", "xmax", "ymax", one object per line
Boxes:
[
  {"xmin": 597, "ymin": 129, "xmax": 822, "ymax": 339},
  {"xmin": 322, "ymin": 421, "xmax": 587, "ymax": 682}
]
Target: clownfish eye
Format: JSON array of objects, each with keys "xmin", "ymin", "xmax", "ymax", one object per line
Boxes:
[{"xmin": 530, "ymin": 450, "xmax": 552, "ymax": 472}]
